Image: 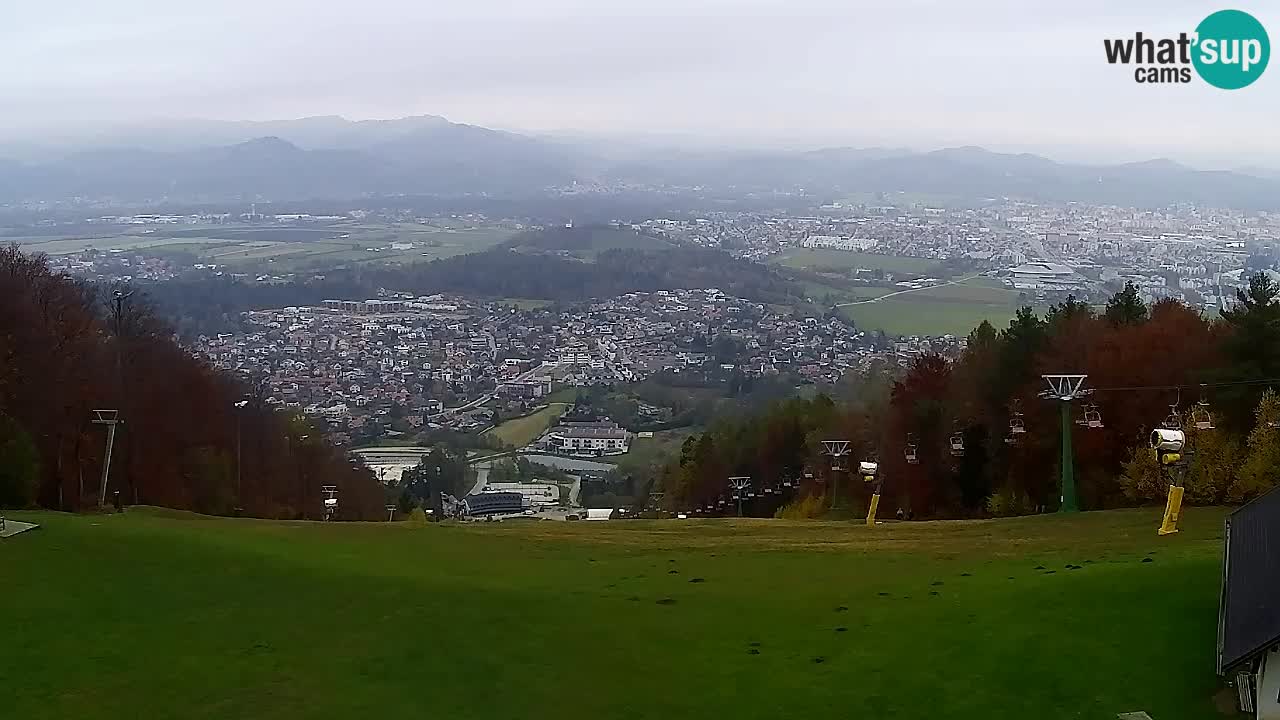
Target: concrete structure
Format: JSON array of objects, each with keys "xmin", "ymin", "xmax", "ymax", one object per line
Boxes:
[
  {"xmin": 0, "ymin": 518, "xmax": 40, "ymax": 539},
  {"xmin": 350, "ymin": 446, "xmax": 433, "ymax": 484}
]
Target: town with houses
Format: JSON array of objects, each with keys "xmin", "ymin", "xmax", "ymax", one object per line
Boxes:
[
  {"xmin": 17, "ymin": 198, "xmax": 1280, "ymax": 449},
  {"xmin": 36, "ymin": 199, "xmax": 1280, "ymax": 313},
  {"xmin": 192, "ymin": 288, "xmax": 928, "ymax": 446},
  {"xmin": 636, "ymin": 202, "xmax": 1274, "ymax": 311}
]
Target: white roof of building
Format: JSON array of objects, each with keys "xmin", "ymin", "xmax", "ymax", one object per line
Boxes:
[{"xmin": 1009, "ymin": 262, "xmax": 1075, "ymax": 276}]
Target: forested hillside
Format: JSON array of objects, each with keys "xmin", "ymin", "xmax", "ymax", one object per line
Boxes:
[
  {"xmin": 138, "ymin": 232, "xmax": 807, "ymax": 338},
  {"xmin": 499, "ymin": 225, "xmax": 674, "ymax": 253},
  {"xmin": 0, "ymin": 245, "xmax": 386, "ymax": 518},
  {"xmin": 367, "ymin": 246, "xmax": 804, "ymax": 303},
  {"xmin": 650, "ymin": 279, "xmax": 1280, "ymax": 518}
]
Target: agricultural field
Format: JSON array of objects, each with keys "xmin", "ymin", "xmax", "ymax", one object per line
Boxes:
[
  {"xmin": 482, "ymin": 403, "xmax": 569, "ymax": 448},
  {"xmin": 837, "ymin": 276, "xmax": 1031, "ymax": 337},
  {"xmin": 770, "ymin": 248, "xmax": 941, "ymax": 275},
  {"xmin": 1, "ymin": 506, "xmax": 1229, "ymax": 720},
  {"xmin": 11, "ymin": 221, "xmax": 517, "ymax": 271}
]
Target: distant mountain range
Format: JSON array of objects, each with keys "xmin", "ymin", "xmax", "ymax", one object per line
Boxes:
[{"xmin": 2, "ymin": 115, "xmax": 1280, "ymax": 209}]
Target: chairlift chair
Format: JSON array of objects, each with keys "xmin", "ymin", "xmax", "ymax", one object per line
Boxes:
[
  {"xmin": 1083, "ymin": 404, "xmax": 1104, "ymax": 429},
  {"xmin": 949, "ymin": 433, "xmax": 965, "ymax": 457},
  {"xmin": 904, "ymin": 443, "xmax": 919, "ymax": 465},
  {"xmin": 1192, "ymin": 401, "xmax": 1215, "ymax": 431}
]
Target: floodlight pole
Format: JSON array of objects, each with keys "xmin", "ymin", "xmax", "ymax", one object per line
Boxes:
[
  {"xmin": 91, "ymin": 410, "xmax": 121, "ymax": 508},
  {"xmin": 234, "ymin": 399, "xmax": 248, "ymax": 509},
  {"xmin": 1041, "ymin": 375, "xmax": 1088, "ymax": 513}
]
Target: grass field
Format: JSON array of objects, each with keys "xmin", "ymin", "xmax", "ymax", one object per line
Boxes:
[
  {"xmin": 497, "ymin": 298, "xmax": 556, "ymax": 310},
  {"xmin": 13, "ymin": 222, "xmax": 517, "ymax": 271},
  {"xmin": 617, "ymin": 427, "xmax": 699, "ymax": 466},
  {"xmin": 1, "ymin": 506, "xmax": 1228, "ymax": 719},
  {"xmin": 838, "ymin": 277, "xmax": 1030, "ymax": 336},
  {"xmin": 546, "ymin": 387, "xmax": 582, "ymax": 404},
  {"xmin": 482, "ymin": 403, "xmax": 569, "ymax": 448},
  {"xmin": 770, "ymin": 249, "xmax": 940, "ymax": 275}
]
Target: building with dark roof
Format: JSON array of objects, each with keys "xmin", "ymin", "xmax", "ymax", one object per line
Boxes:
[
  {"xmin": 463, "ymin": 491, "xmax": 524, "ymax": 517},
  {"xmin": 1218, "ymin": 486, "xmax": 1280, "ymax": 716}
]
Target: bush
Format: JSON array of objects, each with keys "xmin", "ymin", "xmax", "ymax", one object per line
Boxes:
[
  {"xmin": 985, "ymin": 486, "xmax": 1034, "ymax": 517},
  {"xmin": 775, "ymin": 493, "xmax": 827, "ymax": 520},
  {"xmin": 1120, "ymin": 422, "xmax": 1242, "ymax": 506},
  {"xmin": 1119, "ymin": 442, "xmax": 1164, "ymax": 503},
  {"xmin": 0, "ymin": 416, "xmax": 40, "ymax": 507},
  {"xmin": 1183, "ymin": 424, "xmax": 1240, "ymax": 505},
  {"xmin": 1231, "ymin": 390, "xmax": 1280, "ymax": 502}
]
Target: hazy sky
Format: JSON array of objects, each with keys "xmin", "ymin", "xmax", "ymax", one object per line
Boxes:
[{"xmin": 3, "ymin": 0, "xmax": 1276, "ymax": 165}]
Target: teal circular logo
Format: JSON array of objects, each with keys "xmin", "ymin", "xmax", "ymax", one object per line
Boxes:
[{"xmin": 1193, "ymin": 10, "xmax": 1270, "ymax": 89}]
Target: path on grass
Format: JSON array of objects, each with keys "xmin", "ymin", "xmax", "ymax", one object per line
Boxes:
[{"xmin": 833, "ymin": 273, "xmax": 984, "ymax": 307}]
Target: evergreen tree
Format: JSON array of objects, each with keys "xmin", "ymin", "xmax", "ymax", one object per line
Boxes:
[
  {"xmin": 1231, "ymin": 389, "xmax": 1280, "ymax": 502},
  {"xmin": 1104, "ymin": 281, "xmax": 1148, "ymax": 325},
  {"xmin": 1218, "ymin": 273, "xmax": 1280, "ymax": 431},
  {"xmin": 996, "ymin": 306, "xmax": 1046, "ymax": 398},
  {"xmin": 1045, "ymin": 294, "xmax": 1093, "ymax": 331}
]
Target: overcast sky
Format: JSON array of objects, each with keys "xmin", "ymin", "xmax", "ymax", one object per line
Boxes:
[{"xmin": 2, "ymin": 0, "xmax": 1276, "ymax": 166}]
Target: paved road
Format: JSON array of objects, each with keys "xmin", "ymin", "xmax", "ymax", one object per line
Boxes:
[
  {"xmin": 519, "ymin": 454, "xmax": 616, "ymax": 472},
  {"xmin": 568, "ymin": 474, "xmax": 582, "ymax": 506},
  {"xmin": 469, "ymin": 461, "xmax": 492, "ymax": 496},
  {"xmin": 834, "ymin": 273, "xmax": 984, "ymax": 308}
]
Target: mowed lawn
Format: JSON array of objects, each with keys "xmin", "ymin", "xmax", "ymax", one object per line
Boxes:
[
  {"xmin": 839, "ymin": 278, "xmax": 1031, "ymax": 336},
  {"xmin": 1, "ymin": 507, "xmax": 1228, "ymax": 720},
  {"xmin": 482, "ymin": 403, "xmax": 568, "ymax": 448}
]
